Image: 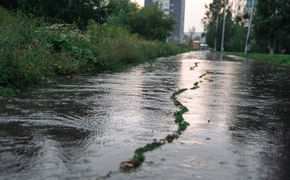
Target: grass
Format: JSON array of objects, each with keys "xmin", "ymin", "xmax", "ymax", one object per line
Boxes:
[
  {"xmin": 219, "ymin": 52, "xmax": 290, "ymax": 65},
  {"xmin": 0, "ymin": 7, "xmax": 193, "ymax": 98},
  {"xmin": 199, "ymin": 73, "xmax": 207, "ymax": 78},
  {"xmin": 190, "ymin": 81, "xmax": 200, "ymax": 90},
  {"xmin": 0, "ymin": 87, "xmax": 20, "ymax": 98}
]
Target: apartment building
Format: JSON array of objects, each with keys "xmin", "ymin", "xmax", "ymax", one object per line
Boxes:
[
  {"xmin": 145, "ymin": 0, "xmax": 185, "ymax": 43},
  {"xmin": 234, "ymin": 0, "xmax": 258, "ymax": 26}
]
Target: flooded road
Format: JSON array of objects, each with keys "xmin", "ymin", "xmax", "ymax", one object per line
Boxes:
[{"xmin": 1, "ymin": 51, "xmax": 290, "ymax": 180}]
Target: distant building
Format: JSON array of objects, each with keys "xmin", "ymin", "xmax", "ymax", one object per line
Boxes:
[{"xmin": 145, "ymin": 0, "xmax": 185, "ymax": 44}]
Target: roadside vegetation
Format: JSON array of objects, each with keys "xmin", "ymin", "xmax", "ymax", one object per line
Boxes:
[
  {"xmin": 0, "ymin": 0, "xmax": 192, "ymax": 97},
  {"xmin": 202, "ymin": 0, "xmax": 290, "ymax": 56},
  {"xmin": 220, "ymin": 52, "xmax": 290, "ymax": 65}
]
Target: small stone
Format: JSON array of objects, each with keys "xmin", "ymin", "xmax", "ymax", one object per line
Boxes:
[{"xmin": 206, "ymin": 138, "xmax": 211, "ymax": 140}]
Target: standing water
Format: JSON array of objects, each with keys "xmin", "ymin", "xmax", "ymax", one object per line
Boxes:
[{"xmin": 0, "ymin": 51, "xmax": 290, "ymax": 180}]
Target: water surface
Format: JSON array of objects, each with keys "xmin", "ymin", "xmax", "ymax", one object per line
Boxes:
[{"xmin": 1, "ymin": 51, "xmax": 290, "ymax": 180}]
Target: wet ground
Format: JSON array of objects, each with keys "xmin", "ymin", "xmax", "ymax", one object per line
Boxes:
[{"xmin": 1, "ymin": 51, "xmax": 290, "ymax": 180}]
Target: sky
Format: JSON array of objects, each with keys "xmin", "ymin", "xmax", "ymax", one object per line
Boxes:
[{"xmin": 131, "ymin": 0, "xmax": 213, "ymax": 32}]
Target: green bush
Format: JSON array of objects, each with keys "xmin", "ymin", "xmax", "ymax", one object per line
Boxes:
[{"xmin": 0, "ymin": 7, "xmax": 87, "ymax": 90}]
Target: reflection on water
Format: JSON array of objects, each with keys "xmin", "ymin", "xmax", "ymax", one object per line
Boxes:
[
  {"xmin": 109, "ymin": 52, "xmax": 290, "ymax": 180},
  {"xmin": 0, "ymin": 56, "xmax": 183, "ymax": 179},
  {"xmin": 1, "ymin": 52, "xmax": 290, "ymax": 180}
]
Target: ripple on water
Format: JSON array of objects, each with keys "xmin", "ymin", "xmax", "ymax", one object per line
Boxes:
[{"xmin": 1, "ymin": 51, "xmax": 290, "ymax": 179}]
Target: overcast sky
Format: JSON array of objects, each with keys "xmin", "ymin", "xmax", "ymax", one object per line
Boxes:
[{"xmin": 131, "ymin": 0, "xmax": 213, "ymax": 32}]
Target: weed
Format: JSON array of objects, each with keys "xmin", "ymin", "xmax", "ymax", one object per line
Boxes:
[
  {"xmin": 0, "ymin": 87, "xmax": 20, "ymax": 98},
  {"xmin": 173, "ymin": 88, "xmax": 188, "ymax": 96},
  {"xmin": 166, "ymin": 134, "xmax": 178, "ymax": 143},
  {"xmin": 199, "ymin": 73, "xmax": 207, "ymax": 78},
  {"xmin": 190, "ymin": 86, "xmax": 199, "ymax": 90},
  {"xmin": 190, "ymin": 81, "xmax": 200, "ymax": 90},
  {"xmin": 175, "ymin": 116, "xmax": 184, "ymax": 123}
]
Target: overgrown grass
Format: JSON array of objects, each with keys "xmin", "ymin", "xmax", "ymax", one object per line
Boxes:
[
  {"xmin": 220, "ymin": 52, "xmax": 290, "ymax": 65},
  {"xmin": 0, "ymin": 7, "xmax": 193, "ymax": 97}
]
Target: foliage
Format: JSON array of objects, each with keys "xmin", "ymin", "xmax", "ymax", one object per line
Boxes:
[
  {"xmin": 194, "ymin": 36, "xmax": 201, "ymax": 41},
  {"xmin": 0, "ymin": 87, "xmax": 20, "ymax": 98},
  {"xmin": 0, "ymin": 7, "xmax": 192, "ymax": 97},
  {"xmin": 127, "ymin": 2, "xmax": 176, "ymax": 42},
  {"xmin": 201, "ymin": 0, "xmax": 234, "ymax": 51},
  {"xmin": 253, "ymin": 0, "xmax": 290, "ymax": 55},
  {"xmin": 0, "ymin": 0, "xmax": 111, "ymax": 30},
  {"xmin": 0, "ymin": 8, "xmax": 83, "ymax": 91},
  {"xmin": 227, "ymin": 25, "xmax": 247, "ymax": 52},
  {"xmin": 202, "ymin": 0, "xmax": 290, "ymax": 54},
  {"xmin": 184, "ymin": 26, "xmax": 196, "ymax": 45},
  {"xmin": 109, "ymin": 0, "xmax": 139, "ymax": 17},
  {"xmin": 108, "ymin": 0, "xmax": 139, "ymax": 27},
  {"xmin": 220, "ymin": 52, "xmax": 290, "ymax": 65}
]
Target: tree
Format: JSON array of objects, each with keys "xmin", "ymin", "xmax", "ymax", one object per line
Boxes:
[
  {"xmin": 227, "ymin": 25, "xmax": 247, "ymax": 52},
  {"xmin": 194, "ymin": 36, "xmax": 201, "ymax": 41},
  {"xmin": 253, "ymin": 0, "xmax": 279, "ymax": 55},
  {"xmin": 184, "ymin": 26, "xmax": 196, "ymax": 45},
  {"xmin": 127, "ymin": 2, "xmax": 176, "ymax": 42},
  {"xmin": 107, "ymin": 0, "xmax": 138, "ymax": 26},
  {"xmin": 187, "ymin": 26, "xmax": 196, "ymax": 45},
  {"xmin": 201, "ymin": 0, "xmax": 234, "ymax": 51},
  {"xmin": 0, "ymin": 0, "xmax": 19, "ymax": 10},
  {"xmin": 226, "ymin": 15, "xmax": 248, "ymax": 52},
  {"xmin": 253, "ymin": 0, "xmax": 290, "ymax": 55}
]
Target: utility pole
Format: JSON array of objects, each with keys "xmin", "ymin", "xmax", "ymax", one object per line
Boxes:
[
  {"xmin": 214, "ymin": 10, "xmax": 219, "ymax": 52},
  {"xmin": 244, "ymin": 0, "xmax": 255, "ymax": 54},
  {"xmin": 221, "ymin": 0, "xmax": 227, "ymax": 52}
]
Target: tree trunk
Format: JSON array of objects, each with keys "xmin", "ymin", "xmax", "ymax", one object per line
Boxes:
[{"xmin": 270, "ymin": 37, "xmax": 274, "ymax": 56}]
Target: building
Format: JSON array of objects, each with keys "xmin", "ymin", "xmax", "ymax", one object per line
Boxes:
[
  {"xmin": 145, "ymin": 0, "xmax": 185, "ymax": 44},
  {"xmin": 234, "ymin": 0, "xmax": 258, "ymax": 16},
  {"xmin": 234, "ymin": 0, "xmax": 258, "ymax": 27}
]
